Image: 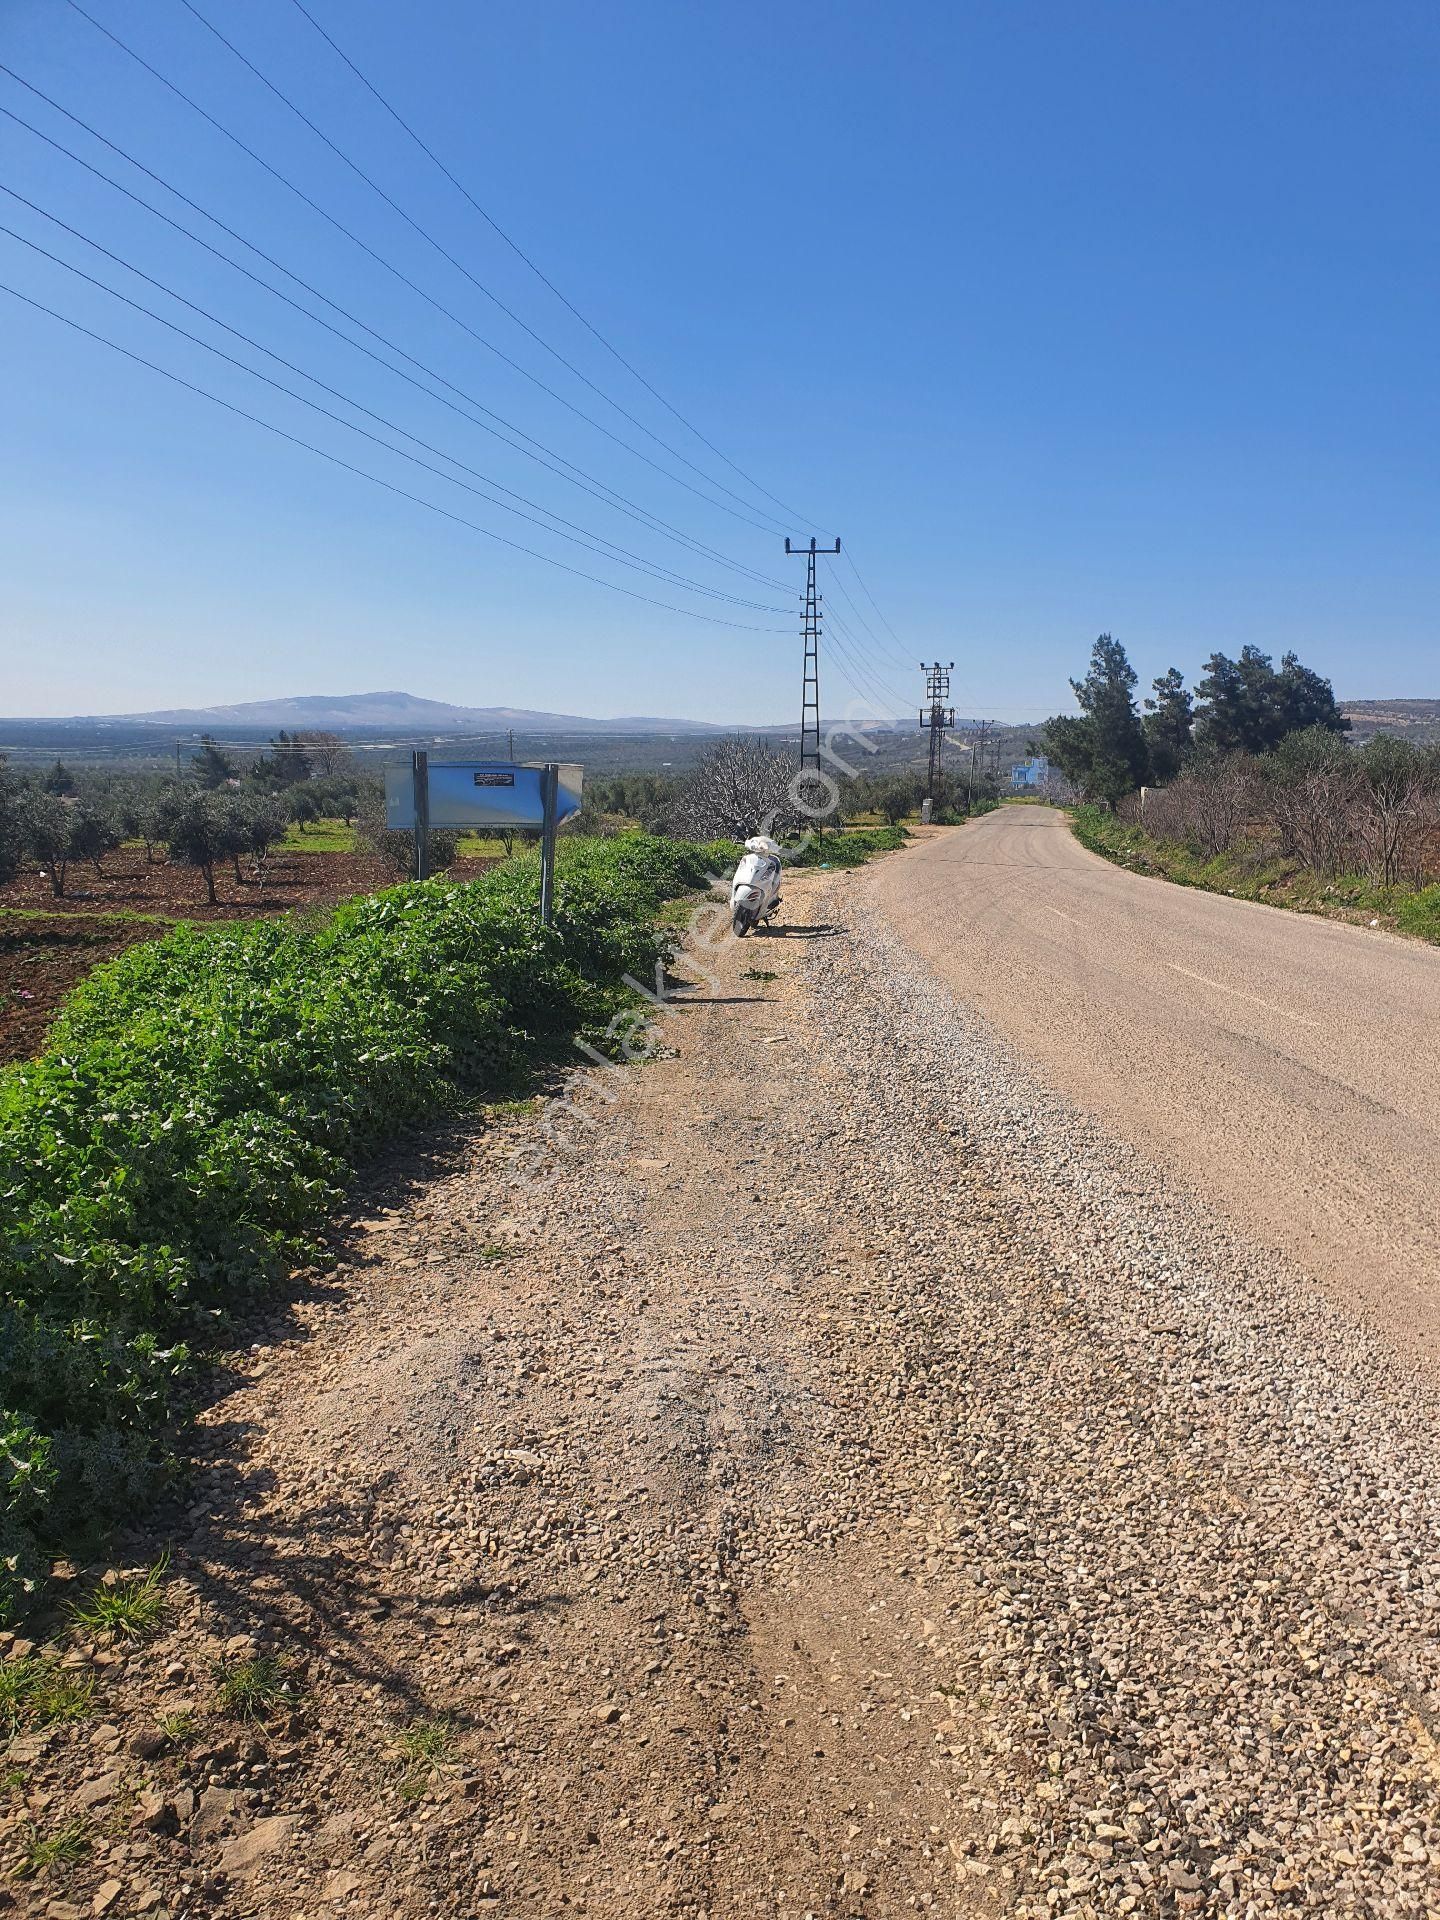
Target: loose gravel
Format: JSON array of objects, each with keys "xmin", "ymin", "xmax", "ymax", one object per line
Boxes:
[{"xmin": 3, "ymin": 855, "xmax": 1437, "ymax": 1919}]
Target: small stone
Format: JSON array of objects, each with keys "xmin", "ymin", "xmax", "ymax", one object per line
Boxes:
[
  {"xmin": 92, "ymin": 1884, "xmax": 123, "ymax": 1918},
  {"xmin": 217, "ymin": 1813, "xmax": 300, "ymax": 1877}
]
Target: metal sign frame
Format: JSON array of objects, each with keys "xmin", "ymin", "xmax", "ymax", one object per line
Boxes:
[{"xmin": 391, "ymin": 755, "xmax": 581, "ymax": 925}]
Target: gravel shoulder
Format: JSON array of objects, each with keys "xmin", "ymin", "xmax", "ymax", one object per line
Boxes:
[{"xmin": 5, "ymin": 851, "xmax": 1439, "ymax": 1918}]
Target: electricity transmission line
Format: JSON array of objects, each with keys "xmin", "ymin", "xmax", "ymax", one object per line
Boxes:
[
  {"xmin": 0, "ymin": 201, "xmax": 789, "ymax": 613},
  {"xmin": 12, "ymin": 16, "xmax": 934, "ymax": 697},
  {"xmin": 0, "ymin": 82, "xmax": 792, "ymax": 596},
  {"xmin": 285, "ymin": 0, "xmax": 817, "ymax": 534},
  {"xmin": 65, "ymin": 0, "xmax": 787, "ymax": 536},
  {"xmin": 178, "ymin": 0, "xmax": 798, "ymax": 537},
  {"xmin": 0, "ymin": 280, "xmax": 793, "ymax": 631}
]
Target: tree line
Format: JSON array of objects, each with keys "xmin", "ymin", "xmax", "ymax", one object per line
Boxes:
[
  {"xmin": 0, "ymin": 732, "xmax": 374, "ymax": 903},
  {"xmin": 1042, "ymin": 636, "xmax": 1439, "ymax": 892}
]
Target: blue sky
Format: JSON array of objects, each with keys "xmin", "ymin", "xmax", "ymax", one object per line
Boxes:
[{"xmin": 1, "ymin": 0, "xmax": 1436, "ymax": 724}]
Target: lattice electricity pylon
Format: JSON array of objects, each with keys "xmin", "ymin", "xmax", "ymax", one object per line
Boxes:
[
  {"xmin": 920, "ymin": 661, "xmax": 956, "ymax": 804},
  {"xmin": 785, "ymin": 537, "xmax": 842, "ymax": 813}
]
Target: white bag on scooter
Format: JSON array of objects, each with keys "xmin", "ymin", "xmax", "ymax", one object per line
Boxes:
[{"xmin": 730, "ymin": 835, "xmax": 782, "ymax": 937}]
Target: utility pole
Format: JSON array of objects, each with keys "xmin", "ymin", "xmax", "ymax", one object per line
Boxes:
[
  {"xmin": 920, "ymin": 662, "xmax": 955, "ymax": 814},
  {"xmin": 507, "ymin": 728, "xmax": 515, "ymax": 764},
  {"xmin": 785, "ymin": 536, "xmax": 841, "ymax": 824}
]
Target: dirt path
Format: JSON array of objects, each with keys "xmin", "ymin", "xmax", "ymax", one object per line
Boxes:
[{"xmin": 7, "ymin": 850, "xmax": 1440, "ymax": 1918}]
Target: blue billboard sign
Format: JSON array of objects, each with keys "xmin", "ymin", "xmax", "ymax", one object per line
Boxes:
[{"xmin": 385, "ymin": 762, "xmax": 583, "ymax": 830}]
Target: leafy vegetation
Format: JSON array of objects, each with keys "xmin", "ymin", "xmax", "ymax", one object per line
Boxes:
[
  {"xmin": 784, "ymin": 825, "xmax": 908, "ymax": 867},
  {"xmin": 0, "ymin": 834, "xmax": 734, "ymax": 1620},
  {"xmin": 16, "ymin": 1816, "xmax": 89, "ymax": 1879},
  {"xmin": 1042, "ymin": 636, "xmax": 1351, "ymax": 804}
]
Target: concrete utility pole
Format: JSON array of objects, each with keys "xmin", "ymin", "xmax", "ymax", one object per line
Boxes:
[
  {"xmin": 785, "ymin": 536, "xmax": 841, "ymax": 821},
  {"xmin": 920, "ymin": 662, "xmax": 956, "ymax": 811}
]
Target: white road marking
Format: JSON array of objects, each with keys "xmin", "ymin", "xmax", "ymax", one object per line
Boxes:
[
  {"xmin": 1166, "ymin": 963, "xmax": 1321, "ymax": 1029},
  {"xmin": 1047, "ymin": 906, "xmax": 1085, "ymax": 929}
]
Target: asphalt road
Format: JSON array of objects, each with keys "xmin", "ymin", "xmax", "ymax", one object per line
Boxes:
[{"xmin": 864, "ymin": 806, "xmax": 1440, "ymax": 1371}]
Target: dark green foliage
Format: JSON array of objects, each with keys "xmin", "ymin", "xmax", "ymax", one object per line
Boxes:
[
  {"xmin": 15, "ymin": 790, "xmax": 74, "ymax": 898},
  {"xmin": 1195, "ymin": 646, "xmax": 1349, "ymax": 754},
  {"xmin": 0, "ymin": 763, "xmax": 19, "ymax": 888},
  {"xmin": 1142, "ymin": 668, "xmax": 1194, "ymax": 781},
  {"xmin": 66, "ymin": 800, "xmax": 121, "ymax": 877},
  {"xmin": 164, "ymin": 790, "xmax": 230, "ymax": 903},
  {"xmin": 1042, "ymin": 635, "xmax": 1152, "ymax": 806},
  {"xmin": 191, "ymin": 735, "xmax": 237, "ymax": 789},
  {"xmin": 250, "ymin": 731, "xmax": 312, "ymax": 788},
  {"xmin": 581, "ymin": 771, "xmax": 684, "ymax": 832},
  {"xmin": 0, "ymin": 835, "xmax": 731, "ymax": 1620},
  {"xmin": 41, "ymin": 761, "xmax": 76, "ymax": 798}
]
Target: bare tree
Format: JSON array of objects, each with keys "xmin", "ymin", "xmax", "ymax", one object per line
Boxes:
[
  {"xmin": 668, "ymin": 738, "xmax": 802, "ymax": 842},
  {"xmin": 1262, "ymin": 728, "xmax": 1359, "ymax": 876},
  {"xmin": 1183, "ymin": 755, "xmax": 1261, "ymax": 859},
  {"xmin": 296, "ymin": 730, "xmax": 351, "ymax": 777},
  {"xmin": 1354, "ymin": 736, "xmax": 1433, "ymax": 888}
]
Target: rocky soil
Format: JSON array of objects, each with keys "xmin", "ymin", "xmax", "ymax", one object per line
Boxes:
[{"xmin": 3, "ymin": 852, "xmax": 1438, "ymax": 1918}]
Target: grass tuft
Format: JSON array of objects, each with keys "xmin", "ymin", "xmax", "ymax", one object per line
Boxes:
[
  {"xmin": 395, "ymin": 1716, "xmax": 455, "ymax": 1799},
  {"xmin": 17, "ymin": 1816, "xmax": 89, "ymax": 1878},
  {"xmin": 212, "ymin": 1652, "xmax": 296, "ymax": 1723},
  {"xmin": 68, "ymin": 1556, "xmax": 169, "ymax": 1641},
  {"xmin": 0, "ymin": 1657, "xmax": 95, "ymax": 1735}
]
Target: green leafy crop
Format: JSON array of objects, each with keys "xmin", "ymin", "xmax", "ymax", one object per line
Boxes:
[{"xmin": 0, "ymin": 834, "xmax": 734, "ymax": 1618}]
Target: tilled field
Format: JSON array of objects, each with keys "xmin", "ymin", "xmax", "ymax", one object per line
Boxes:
[
  {"xmin": 4, "ymin": 858, "xmax": 1438, "ymax": 1918},
  {"xmin": 0, "ymin": 849, "xmax": 502, "ymax": 1063}
]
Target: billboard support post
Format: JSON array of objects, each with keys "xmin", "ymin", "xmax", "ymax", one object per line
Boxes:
[
  {"xmin": 539, "ymin": 762, "xmax": 559, "ymax": 927},
  {"xmin": 412, "ymin": 749, "xmax": 430, "ymax": 882}
]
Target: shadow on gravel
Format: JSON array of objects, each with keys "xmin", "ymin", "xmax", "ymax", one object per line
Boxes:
[
  {"xmin": 662, "ymin": 994, "xmax": 776, "ymax": 1007},
  {"xmin": 165, "ymin": 1432, "xmax": 576, "ymax": 1725},
  {"xmin": 761, "ymin": 922, "xmax": 845, "ymax": 940}
]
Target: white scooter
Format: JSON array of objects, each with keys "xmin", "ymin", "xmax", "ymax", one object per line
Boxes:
[{"xmin": 730, "ymin": 835, "xmax": 783, "ymax": 937}]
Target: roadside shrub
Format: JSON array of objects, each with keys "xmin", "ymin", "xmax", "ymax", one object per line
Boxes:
[
  {"xmin": 783, "ymin": 825, "xmax": 907, "ymax": 868},
  {"xmin": 0, "ymin": 833, "xmax": 731, "ymax": 1619}
]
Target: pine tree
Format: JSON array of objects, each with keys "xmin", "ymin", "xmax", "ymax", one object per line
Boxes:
[
  {"xmin": 1142, "ymin": 668, "xmax": 1194, "ymax": 781},
  {"xmin": 1043, "ymin": 634, "xmax": 1151, "ymax": 805}
]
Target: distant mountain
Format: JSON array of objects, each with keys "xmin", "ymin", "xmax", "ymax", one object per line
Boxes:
[{"xmin": 46, "ymin": 691, "xmax": 734, "ymax": 736}]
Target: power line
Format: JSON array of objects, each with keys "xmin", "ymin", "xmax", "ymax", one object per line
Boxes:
[
  {"xmin": 178, "ymin": 0, "xmax": 799, "ymax": 539},
  {"xmin": 65, "ymin": 0, "xmax": 787, "ymax": 538},
  {"xmin": 0, "ymin": 278, "xmax": 793, "ymax": 631},
  {"xmin": 0, "ymin": 196, "xmax": 789, "ymax": 612},
  {"xmin": 0, "ymin": 81, "xmax": 791, "ymax": 595},
  {"xmin": 822, "ymin": 606, "xmax": 914, "ymax": 720},
  {"xmin": 841, "ymin": 546, "xmax": 909, "ymax": 657},
  {"xmin": 285, "ymin": 0, "xmax": 820, "ymax": 535}
]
